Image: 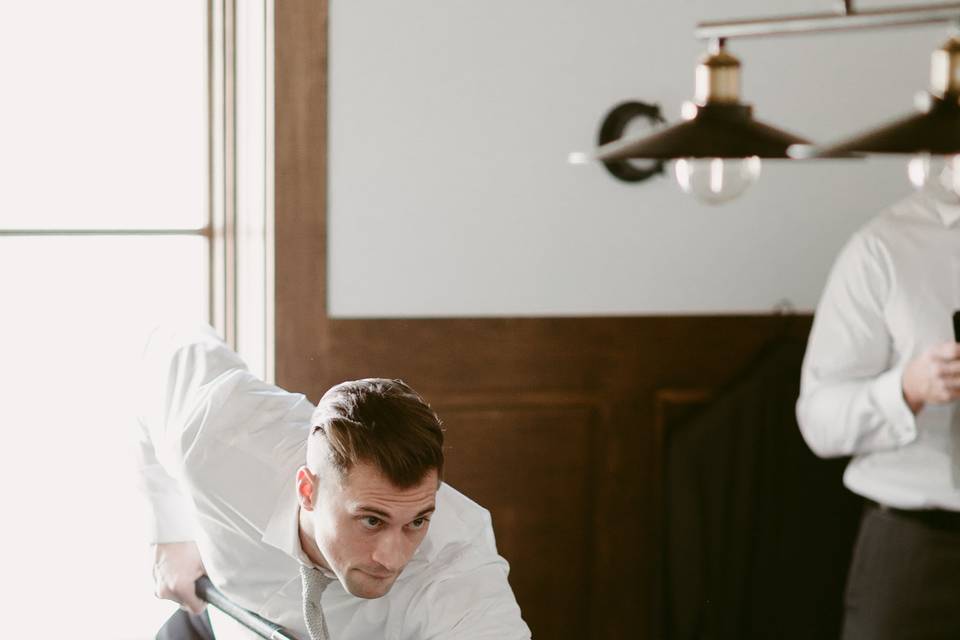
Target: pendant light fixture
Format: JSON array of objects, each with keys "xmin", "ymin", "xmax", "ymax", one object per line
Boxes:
[
  {"xmin": 804, "ymin": 35, "xmax": 960, "ymax": 197},
  {"xmin": 593, "ymin": 40, "xmax": 809, "ymax": 205},
  {"xmin": 583, "ymin": 1, "xmax": 960, "ymax": 206}
]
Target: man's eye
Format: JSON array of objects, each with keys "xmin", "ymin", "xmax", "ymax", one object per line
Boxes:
[
  {"xmin": 361, "ymin": 516, "xmax": 382, "ymax": 529},
  {"xmin": 409, "ymin": 517, "xmax": 430, "ymax": 530}
]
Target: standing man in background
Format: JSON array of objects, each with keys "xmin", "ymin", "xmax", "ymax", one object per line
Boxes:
[
  {"xmin": 797, "ymin": 185, "xmax": 960, "ymax": 639},
  {"xmin": 137, "ymin": 324, "xmax": 530, "ymax": 639}
]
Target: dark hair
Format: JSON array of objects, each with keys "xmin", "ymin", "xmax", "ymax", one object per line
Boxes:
[{"xmin": 307, "ymin": 378, "xmax": 444, "ymax": 487}]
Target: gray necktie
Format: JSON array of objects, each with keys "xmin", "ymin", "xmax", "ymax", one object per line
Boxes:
[{"xmin": 300, "ymin": 565, "xmax": 334, "ymax": 640}]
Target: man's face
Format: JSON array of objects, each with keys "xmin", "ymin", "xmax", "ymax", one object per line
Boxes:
[{"xmin": 301, "ymin": 461, "xmax": 438, "ymax": 599}]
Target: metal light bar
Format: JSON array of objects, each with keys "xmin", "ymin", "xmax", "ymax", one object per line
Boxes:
[{"xmin": 696, "ymin": 2, "xmax": 960, "ymax": 41}]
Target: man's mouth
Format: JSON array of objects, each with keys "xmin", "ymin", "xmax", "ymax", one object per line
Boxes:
[{"xmin": 360, "ymin": 569, "xmax": 395, "ymax": 580}]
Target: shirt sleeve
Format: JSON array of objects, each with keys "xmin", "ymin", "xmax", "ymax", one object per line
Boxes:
[
  {"xmin": 134, "ymin": 323, "xmax": 247, "ymax": 543},
  {"xmin": 796, "ymin": 230, "xmax": 918, "ymax": 458},
  {"xmin": 410, "ymin": 553, "xmax": 531, "ymax": 640}
]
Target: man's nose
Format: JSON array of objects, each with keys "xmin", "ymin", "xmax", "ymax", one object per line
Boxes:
[{"xmin": 371, "ymin": 530, "xmax": 409, "ymax": 572}]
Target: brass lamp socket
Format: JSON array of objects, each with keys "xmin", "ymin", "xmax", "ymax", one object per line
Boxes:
[
  {"xmin": 695, "ymin": 44, "xmax": 741, "ymax": 106},
  {"xmin": 930, "ymin": 36, "xmax": 960, "ymax": 100}
]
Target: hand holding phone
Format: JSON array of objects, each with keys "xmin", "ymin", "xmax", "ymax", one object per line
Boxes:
[{"xmin": 902, "ymin": 314, "xmax": 960, "ymax": 413}]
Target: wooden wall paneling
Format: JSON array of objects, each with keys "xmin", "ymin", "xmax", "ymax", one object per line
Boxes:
[
  {"xmin": 433, "ymin": 392, "xmax": 607, "ymax": 639},
  {"xmin": 274, "ymin": 2, "xmax": 815, "ymax": 637}
]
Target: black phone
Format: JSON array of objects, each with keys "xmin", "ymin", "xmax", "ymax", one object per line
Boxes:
[{"xmin": 954, "ymin": 310, "xmax": 960, "ymax": 342}]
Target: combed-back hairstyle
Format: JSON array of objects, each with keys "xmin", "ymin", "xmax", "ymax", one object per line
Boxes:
[{"xmin": 307, "ymin": 378, "xmax": 444, "ymax": 488}]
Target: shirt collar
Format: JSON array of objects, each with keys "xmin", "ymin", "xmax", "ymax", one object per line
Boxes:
[
  {"xmin": 920, "ymin": 168, "xmax": 960, "ymax": 227},
  {"xmin": 934, "ymin": 200, "xmax": 960, "ymax": 227},
  {"xmin": 261, "ymin": 482, "xmax": 337, "ymax": 579}
]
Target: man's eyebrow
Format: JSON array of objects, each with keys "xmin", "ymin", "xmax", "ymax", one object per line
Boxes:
[
  {"xmin": 354, "ymin": 505, "xmax": 436, "ymax": 520},
  {"xmin": 355, "ymin": 506, "xmax": 392, "ymax": 519}
]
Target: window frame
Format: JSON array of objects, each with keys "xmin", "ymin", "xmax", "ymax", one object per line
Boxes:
[{"xmin": 0, "ymin": 0, "xmax": 275, "ymax": 381}]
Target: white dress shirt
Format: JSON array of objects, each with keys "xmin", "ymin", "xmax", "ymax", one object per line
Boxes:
[
  {"xmin": 797, "ymin": 189, "xmax": 960, "ymax": 510},
  {"xmin": 135, "ymin": 324, "xmax": 531, "ymax": 639}
]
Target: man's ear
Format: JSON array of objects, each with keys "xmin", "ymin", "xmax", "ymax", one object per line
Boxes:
[{"xmin": 297, "ymin": 465, "xmax": 318, "ymax": 511}]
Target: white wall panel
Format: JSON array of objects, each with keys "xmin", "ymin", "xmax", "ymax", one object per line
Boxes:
[{"xmin": 328, "ymin": 0, "xmax": 947, "ymax": 315}]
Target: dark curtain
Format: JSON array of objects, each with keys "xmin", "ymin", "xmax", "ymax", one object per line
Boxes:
[{"xmin": 665, "ymin": 338, "xmax": 863, "ymax": 640}]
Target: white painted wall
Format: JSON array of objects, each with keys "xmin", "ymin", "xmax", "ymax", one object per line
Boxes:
[{"xmin": 328, "ymin": 0, "xmax": 948, "ymax": 316}]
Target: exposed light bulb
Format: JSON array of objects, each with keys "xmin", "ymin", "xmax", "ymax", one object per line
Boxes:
[
  {"xmin": 907, "ymin": 153, "xmax": 960, "ymax": 204},
  {"xmin": 674, "ymin": 157, "xmax": 762, "ymax": 205}
]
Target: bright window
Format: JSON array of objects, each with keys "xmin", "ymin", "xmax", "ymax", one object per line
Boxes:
[{"xmin": 0, "ymin": 2, "xmax": 210, "ymax": 637}]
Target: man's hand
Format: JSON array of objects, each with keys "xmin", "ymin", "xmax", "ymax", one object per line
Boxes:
[
  {"xmin": 152, "ymin": 541, "xmax": 207, "ymax": 615},
  {"xmin": 902, "ymin": 342, "xmax": 960, "ymax": 414}
]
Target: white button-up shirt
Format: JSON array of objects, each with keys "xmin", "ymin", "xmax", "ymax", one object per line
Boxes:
[
  {"xmin": 797, "ymin": 190, "xmax": 960, "ymax": 510},
  {"xmin": 135, "ymin": 324, "xmax": 531, "ymax": 639}
]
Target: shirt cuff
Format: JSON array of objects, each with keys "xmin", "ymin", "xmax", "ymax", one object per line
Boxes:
[{"xmin": 872, "ymin": 365, "xmax": 918, "ymax": 445}]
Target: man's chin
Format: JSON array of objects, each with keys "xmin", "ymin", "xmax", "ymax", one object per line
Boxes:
[{"xmin": 343, "ymin": 570, "xmax": 398, "ymax": 599}]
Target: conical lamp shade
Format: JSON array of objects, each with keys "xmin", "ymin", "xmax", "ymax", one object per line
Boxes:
[
  {"xmin": 595, "ymin": 103, "xmax": 809, "ymax": 161},
  {"xmin": 810, "ymin": 96, "xmax": 960, "ymax": 157}
]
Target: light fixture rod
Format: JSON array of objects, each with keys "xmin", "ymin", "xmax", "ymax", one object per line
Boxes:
[{"xmin": 697, "ymin": 2, "xmax": 960, "ymax": 41}]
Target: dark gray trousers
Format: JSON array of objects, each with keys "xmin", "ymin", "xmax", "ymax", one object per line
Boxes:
[
  {"xmin": 155, "ymin": 609, "xmax": 215, "ymax": 640},
  {"xmin": 842, "ymin": 503, "xmax": 960, "ymax": 640}
]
